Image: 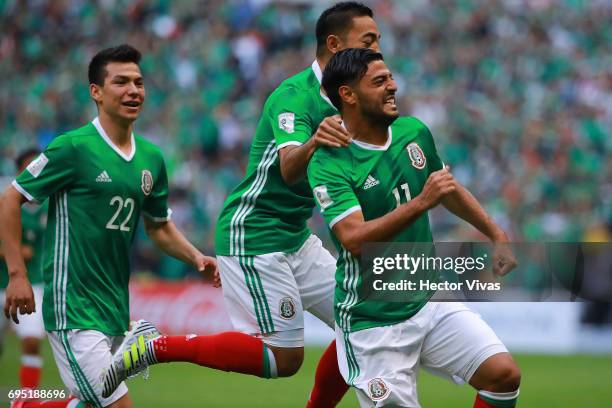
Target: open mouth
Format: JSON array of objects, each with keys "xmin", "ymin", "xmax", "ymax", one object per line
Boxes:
[
  {"xmin": 384, "ymin": 95, "xmax": 397, "ymax": 109},
  {"xmin": 122, "ymin": 101, "xmax": 141, "ymax": 108}
]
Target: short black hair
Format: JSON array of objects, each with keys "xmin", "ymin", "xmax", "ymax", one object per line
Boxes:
[
  {"xmin": 322, "ymin": 48, "xmax": 384, "ymax": 111},
  {"xmin": 315, "ymin": 2, "xmax": 373, "ymax": 56},
  {"xmin": 15, "ymin": 148, "xmax": 40, "ymax": 170},
  {"xmin": 88, "ymin": 44, "xmax": 142, "ymax": 86}
]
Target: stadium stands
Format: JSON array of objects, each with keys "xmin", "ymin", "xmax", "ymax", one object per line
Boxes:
[{"xmin": 1, "ymin": 0, "xmax": 610, "ymax": 279}]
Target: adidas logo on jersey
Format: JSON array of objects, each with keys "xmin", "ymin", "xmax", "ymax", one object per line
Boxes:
[
  {"xmin": 96, "ymin": 171, "xmax": 113, "ymax": 183},
  {"xmin": 363, "ymin": 174, "xmax": 380, "ymax": 190}
]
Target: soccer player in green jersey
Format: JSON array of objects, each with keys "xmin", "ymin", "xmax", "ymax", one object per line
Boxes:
[
  {"xmin": 0, "ymin": 45, "xmax": 217, "ymax": 408},
  {"xmin": 214, "ymin": 2, "xmax": 375, "ymax": 405},
  {"xmin": 0, "ymin": 149, "xmax": 48, "ymax": 394},
  {"xmin": 308, "ymin": 48, "xmax": 521, "ymax": 407}
]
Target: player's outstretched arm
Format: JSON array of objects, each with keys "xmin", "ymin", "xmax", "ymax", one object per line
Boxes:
[
  {"xmin": 0, "ymin": 186, "xmax": 35, "ymax": 323},
  {"xmin": 333, "ymin": 168, "xmax": 456, "ymax": 257},
  {"xmin": 440, "ymin": 178, "xmax": 517, "ymax": 275},
  {"xmin": 143, "ymin": 217, "xmax": 220, "ymax": 286},
  {"xmin": 279, "ymin": 115, "xmax": 350, "ymax": 185},
  {"xmin": 441, "ymin": 182, "xmax": 506, "ymax": 241}
]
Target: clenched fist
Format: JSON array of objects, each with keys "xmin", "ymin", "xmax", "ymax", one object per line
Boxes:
[{"xmin": 417, "ymin": 166, "xmax": 457, "ymax": 210}]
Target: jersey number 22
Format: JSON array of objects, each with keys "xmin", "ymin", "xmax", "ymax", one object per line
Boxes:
[{"xmin": 106, "ymin": 196, "xmax": 135, "ymax": 232}]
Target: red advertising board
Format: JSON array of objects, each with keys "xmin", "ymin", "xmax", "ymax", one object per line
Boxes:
[{"xmin": 129, "ymin": 280, "xmax": 233, "ymax": 335}]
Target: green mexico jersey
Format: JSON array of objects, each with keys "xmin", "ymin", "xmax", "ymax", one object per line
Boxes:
[
  {"xmin": 308, "ymin": 117, "xmax": 444, "ymax": 333},
  {"xmin": 13, "ymin": 118, "xmax": 170, "ymax": 335},
  {"xmin": 1, "ymin": 201, "xmax": 47, "ymax": 288},
  {"xmin": 215, "ymin": 62, "xmax": 337, "ymax": 256}
]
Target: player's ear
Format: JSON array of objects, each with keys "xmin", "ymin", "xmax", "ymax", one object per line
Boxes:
[
  {"xmin": 90, "ymin": 83, "xmax": 103, "ymax": 104},
  {"xmin": 339, "ymin": 85, "xmax": 356, "ymax": 106},
  {"xmin": 326, "ymin": 34, "xmax": 342, "ymax": 54}
]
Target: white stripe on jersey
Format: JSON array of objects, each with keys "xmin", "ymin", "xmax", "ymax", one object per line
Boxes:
[
  {"xmin": 338, "ymin": 249, "xmax": 359, "ymax": 332},
  {"xmin": 53, "ymin": 193, "xmax": 61, "ymax": 327},
  {"xmin": 230, "ymin": 141, "xmax": 277, "ymax": 256},
  {"xmin": 53, "ymin": 191, "xmax": 69, "ymax": 329},
  {"xmin": 60, "ymin": 192, "xmax": 69, "ymax": 329}
]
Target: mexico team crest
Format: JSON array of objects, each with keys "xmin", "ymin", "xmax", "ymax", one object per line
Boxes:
[
  {"xmin": 141, "ymin": 170, "xmax": 153, "ymax": 196},
  {"xmin": 407, "ymin": 142, "xmax": 426, "ymax": 169},
  {"xmin": 368, "ymin": 378, "xmax": 390, "ymax": 401},
  {"xmin": 279, "ymin": 297, "xmax": 296, "ymax": 320}
]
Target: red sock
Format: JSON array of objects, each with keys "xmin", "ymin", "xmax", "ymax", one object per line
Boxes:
[
  {"xmin": 20, "ymin": 365, "xmax": 42, "ymax": 389},
  {"xmin": 306, "ymin": 341, "xmax": 349, "ymax": 408},
  {"xmin": 153, "ymin": 332, "xmax": 270, "ymax": 377},
  {"xmin": 474, "ymin": 395, "xmax": 493, "ymax": 408}
]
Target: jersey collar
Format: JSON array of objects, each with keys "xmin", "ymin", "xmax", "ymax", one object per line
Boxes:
[
  {"xmin": 311, "ymin": 60, "xmax": 336, "ymax": 110},
  {"xmin": 311, "ymin": 60, "xmax": 323, "ymax": 83},
  {"xmin": 344, "ymin": 121, "xmax": 393, "ymax": 151},
  {"xmin": 92, "ymin": 117, "xmax": 136, "ymax": 162}
]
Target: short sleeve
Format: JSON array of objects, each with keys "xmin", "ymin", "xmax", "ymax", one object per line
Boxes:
[
  {"xmin": 308, "ymin": 152, "xmax": 361, "ymax": 228},
  {"xmin": 418, "ymin": 121, "xmax": 444, "ymax": 174},
  {"xmin": 268, "ymin": 87, "xmax": 313, "ymax": 150},
  {"xmin": 13, "ymin": 136, "xmax": 76, "ymax": 203},
  {"xmin": 142, "ymin": 155, "xmax": 172, "ymax": 222}
]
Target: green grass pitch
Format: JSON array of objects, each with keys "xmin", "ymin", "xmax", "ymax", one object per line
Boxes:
[{"xmin": 1, "ymin": 333, "xmax": 611, "ymax": 407}]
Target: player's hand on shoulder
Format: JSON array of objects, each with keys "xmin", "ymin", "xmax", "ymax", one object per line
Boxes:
[
  {"xmin": 195, "ymin": 254, "xmax": 221, "ymax": 288},
  {"xmin": 313, "ymin": 115, "xmax": 351, "ymax": 148},
  {"xmin": 418, "ymin": 165, "xmax": 457, "ymax": 210},
  {"xmin": 4, "ymin": 274, "xmax": 35, "ymax": 324}
]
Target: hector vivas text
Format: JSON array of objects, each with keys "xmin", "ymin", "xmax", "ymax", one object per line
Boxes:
[{"xmin": 371, "ymin": 253, "xmax": 502, "ymax": 292}]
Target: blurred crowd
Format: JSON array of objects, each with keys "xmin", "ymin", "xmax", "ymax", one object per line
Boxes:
[{"xmin": 0, "ymin": 0, "xmax": 610, "ymax": 279}]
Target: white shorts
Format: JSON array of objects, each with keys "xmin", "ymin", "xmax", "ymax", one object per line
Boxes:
[
  {"xmin": 47, "ymin": 329, "xmax": 128, "ymax": 407},
  {"xmin": 0, "ymin": 284, "xmax": 46, "ymax": 340},
  {"xmin": 336, "ymin": 302, "xmax": 508, "ymax": 407},
  {"xmin": 217, "ymin": 235, "xmax": 336, "ymax": 347}
]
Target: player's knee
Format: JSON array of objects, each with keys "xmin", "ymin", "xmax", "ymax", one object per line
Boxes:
[
  {"xmin": 272, "ymin": 347, "xmax": 304, "ymax": 377},
  {"xmin": 472, "ymin": 353, "xmax": 521, "ymax": 392},
  {"xmin": 500, "ymin": 362, "xmax": 521, "ymax": 391},
  {"xmin": 489, "ymin": 360, "xmax": 521, "ymax": 392},
  {"xmin": 21, "ymin": 337, "xmax": 41, "ymax": 355}
]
